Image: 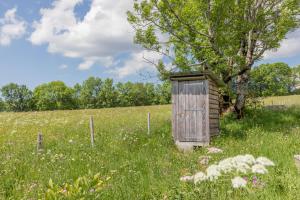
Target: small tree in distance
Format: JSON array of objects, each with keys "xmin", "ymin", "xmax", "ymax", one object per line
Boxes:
[
  {"xmin": 249, "ymin": 62, "xmax": 292, "ymax": 97},
  {"xmin": 1, "ymin": 83, "xmax": 33, "ymax": 112}
]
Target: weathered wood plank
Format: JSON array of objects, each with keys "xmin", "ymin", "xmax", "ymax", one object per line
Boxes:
[
  {"xmin": 209, "ymin": 95, "xmax": 219, "ymax": 101},
  {"xmin": 210, "ymin": 103, "xmax": 219, "ymax": 109},
  {"xmin": 209, "ymin": 109, "xmax": 219, "ymax": 114},
  {"xmin": 209, "ymin": 118, "xmax": 219, "ymax": 124},
  {"xmin": 171, "ymin": 81, "xmax": 178, "ymax": 140},
  {"xmin": 178, "ymin": 81, "xmax": 185, "ymax": 141},
  {"xmin": 210, "ymin": 124, "xmax": 220, "ymax": 129},
  {"xmin": 209, "ymin": 99, "xmax": 219, "ymax": 105},
  {"xmin": 209, "ymin": 113, "xmax": 220, "ymax": 119},
  {"xmin": 209, "ymin": 90, "xmax": 219, "ymax": 96},
  {"xmin": 205, "ymin": 80, "xmax": 210, "ymax": 142},
  {"xmin": 209, "ymin": 86, "xmax": 219, "ymax": 92}
]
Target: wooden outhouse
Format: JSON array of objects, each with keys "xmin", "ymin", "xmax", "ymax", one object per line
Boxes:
[{"xmin": 170, "ymin": 71, "xmax": 222, "ymax": 150}]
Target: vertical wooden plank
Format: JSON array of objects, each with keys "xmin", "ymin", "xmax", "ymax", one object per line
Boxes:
[
  {"xmin": 205, "ymin": 80, "xmax": 210, "ymax": 142},
  {"xmin": 90, "ymin": 116, "xmax": 95, "ymax": 147},
  {"xmin": 190, "ymin": 81, "xmax": 196, "ymax": 140},
  {"xmin": 185, "ymin": 81, "xmax": 190, "ymax": 141},
  {"xmin": 200, "ymin": 81, "xmax": 205, "ymax": 141},
  {"xmin": 196, "ymin": 81, "xmax": 200, "ymax": 141},
  {"xmin": 171, "ymin": 81, "xmax": 178, "ymax": 140},
  {"xmin": 178, "ymin": 81, "xmax": 185, "ymax": 141}
]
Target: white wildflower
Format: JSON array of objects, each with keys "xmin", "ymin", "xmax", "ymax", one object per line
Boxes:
[
  {"xmin": 252, "ymin": 164, "xmax": 268, "ymax": 174},
  {"xmin": 218, "ymin": 158, "xmax": 234, "ymax": 173},
  {"xmin": 180, "ymin": 175, "xmax": 194, "ymax": 182},
  {"xmin": 235, "ymin": 162, "xmax": 250, "ymax": 174},
  {"xmin": 206, "ymin": 164, "xmax": 221, "ymax": 180},
  {"xmin": 69, "ymin": 139, "xmax": 73, "ymax": 143},
  {"xmin": 194, "ymin": 172, "xmax": 207, "ymax": 184},
  {"xmin": 231, "ymin": 176, "xmax": 247, "ymax": 188},
  {"xmin": 244, "ymin": 154, "xmax": 256, "ymax": 165},
  {"xmin": 207, "ymin": 147, "xmax": 223, "ymax": 154},
  {"xmin": 199, "ymin": 156, "xmax": 211, "ymax": 165},
  {"xmin": 256, "ymin": 157, "xmax": 275, "ymax": 166}
]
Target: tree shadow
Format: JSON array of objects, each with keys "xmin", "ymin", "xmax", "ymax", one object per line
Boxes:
[{"xmin": 220, "ymin": 106, "xmax": 300, "ymax": 140}]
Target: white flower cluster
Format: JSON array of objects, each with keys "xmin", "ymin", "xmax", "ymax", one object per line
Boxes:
[
  {"xmin": 231, "ymin": 176, "xmax": 247, "ymax": 188},
  {"xmin": 180, "ymin": 154, "xmax": 275, "ymax": 186}
]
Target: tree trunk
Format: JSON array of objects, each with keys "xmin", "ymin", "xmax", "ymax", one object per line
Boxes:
[
  {"xmin": 220, "ymin": 92, "xmax": 232, "ymax": 114},
  {"xmin": 234, "ymin": 72, "xmax": 249, "ymax": 119}
]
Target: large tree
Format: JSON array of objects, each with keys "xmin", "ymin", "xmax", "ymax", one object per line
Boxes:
[
  {"xmin": 98, "ymin": 79, "xmax": 118, "ymax": 108},
  {"xmin": 33, "ymin": 81, "xmax": 76, "ymax": 111},
  {"xmin": 128, "ymin": 0, "xmax": 299, "ymax": 118},
  {"xmin": 1, "ymin": 83, "xmax": 33, "ymax": 112},
  {"xmin": 78, "ymin": 77, "xmax": 103, "ymax": 109}
]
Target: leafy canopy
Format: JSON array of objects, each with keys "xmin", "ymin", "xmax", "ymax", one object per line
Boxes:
[
  {"xmin": 128, "ymin": 0, "xmax": 299, "ymax": 82},
  {"xmin": 1, "ymin": 83, "xmax": 33, "ymax": 112},
  {"xmin": 33, "ymin": 81, "xmax": 76, "ymax": 111}
]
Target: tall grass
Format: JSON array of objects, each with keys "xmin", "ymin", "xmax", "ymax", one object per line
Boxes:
[
  {"xmin": 263, "ymin": 95, "xmax": 300, "ymax": 106},
  {"xmin": 1, "ymin": 105, "xmax": 300, "ymax": 199}
]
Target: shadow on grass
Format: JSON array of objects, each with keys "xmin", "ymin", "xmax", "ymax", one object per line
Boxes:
[{"xmin": 220, "ymin": 106, "xmax": 300, "ymax": 140}]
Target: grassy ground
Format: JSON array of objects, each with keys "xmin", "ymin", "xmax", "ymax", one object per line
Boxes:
[
  {"xmin": 263, "ymin": 95, "xmax": 300, "ymax": 106},
  {"xmin": 1, "ymin": 104, "xmax": 300, "ymax": 199}
]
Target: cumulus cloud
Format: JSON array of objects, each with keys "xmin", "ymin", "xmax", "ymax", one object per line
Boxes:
[
  {"xmin": 264, "ymin": 29, "xmax": 300, "ymax": 59},
  {"xmin": 29, "ymin": 0, "xmax": 139, "ymax": 73},
  {"xmin": 110, "ymin": 51, "xmax": 162, "ymax": 78},
  {"xmin": 0, "ymin": 8, "xmax": 27, "ymax": 46}
]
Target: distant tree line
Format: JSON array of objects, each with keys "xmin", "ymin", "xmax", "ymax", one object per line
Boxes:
[
  {"xmin": 0, "ymin": 77, "xmax": 171, "ymax": 112},
  {"xmin": 249, "ymin": 63, "xmax": 300, "ymax": 98}
]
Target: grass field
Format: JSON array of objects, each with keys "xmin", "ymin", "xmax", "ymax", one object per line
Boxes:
[
  {"xmin": 263, "ymin": 95, "xmax": 300, "ymax": 106},
  {"xmin": 1, "ymin": 103, "xmax": 300, "ymax": 199}
]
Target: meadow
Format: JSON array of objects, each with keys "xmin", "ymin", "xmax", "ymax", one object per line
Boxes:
[
  {"xmin": 263, "ymin": 95, "xmax": 300, "ymax": 106},
  {"xmin": 1, "ymin": 97, "xmax": 300, "ymax": 199}
]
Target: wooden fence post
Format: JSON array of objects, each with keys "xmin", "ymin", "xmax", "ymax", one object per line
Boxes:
[
  {"xmin": 147, "ymin": 112, "xmax": 150, "ymax": 135},
  {"xmin": 90, "ymin": 116, "xmax": 95, "ymax": 147},
  {"xmin": 37, "ymin": 132, "xmax": 43, "ymax": 151}
]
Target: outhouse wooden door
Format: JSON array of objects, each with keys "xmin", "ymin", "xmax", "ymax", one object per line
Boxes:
[{"xmin": 176, "ymin": 80, "xmax": 209, "ymax": 142}]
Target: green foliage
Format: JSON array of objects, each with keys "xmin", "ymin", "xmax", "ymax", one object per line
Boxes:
[
  {"xmin": 0, "ymin": 83, "xmax": 33, "ymax": 112},
  {"xmin": 46, "ymin": 172, "xmax": 110, "ymax": 199},
  {"xmin": 128, "ymin": 0, "xmax": 299, "ymax": 80},
  {"xmin": 0, "ymin": 98, "xmax": 5, "ymax": 112},
  {"xmin": 154, "ymin": 81, "xmax": 171, "ymax": 104},
  {"xmin": 250, "ymin": 63, "xmax": 292, "ymax": 97},
  {"xmin": 128, "ymin": 0, "xmax": 300, "ymax": 116},
  {"xmin": 98, "ymin": 79, "xmax": 118, "ymax": 108},
  {"xmin": 291, "ymin": 65, "xmax": 300, "ymax": 94},
  {"xmin": 77, "ymin": 77, "xmax": 103, "ymax": 109},
  {"xmin": 0, "ymin": 77, "xmax": 171, "ymax": 112},
  {"xmin": 33, "ymin": 81, "xmax": 76, "ymax": 111}
]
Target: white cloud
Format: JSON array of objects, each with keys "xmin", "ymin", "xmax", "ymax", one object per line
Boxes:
[
  {"xmin": 0, "ymin": 8, "xmax": 27, "ymax": 46},
  {"xmin": 264, "ymin": 28, "xmax": 300, "ymax": 59},
  {"xmin": 30, "ymin": 0, "xmax": 139, "ymax": 72},
  {"xmin": 111, "ymin": 50, "xmax": 162, "ymax": 78}
]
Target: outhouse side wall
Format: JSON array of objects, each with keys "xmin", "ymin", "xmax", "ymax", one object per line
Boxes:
[{"xmin": 208, "ymin": 79, "xmax": 220, "ymax": 136}]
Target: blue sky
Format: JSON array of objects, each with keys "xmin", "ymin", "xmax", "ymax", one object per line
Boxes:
[{"xmin": 0, "ymin": 0, "xmax": 299, "ymax": 89}]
